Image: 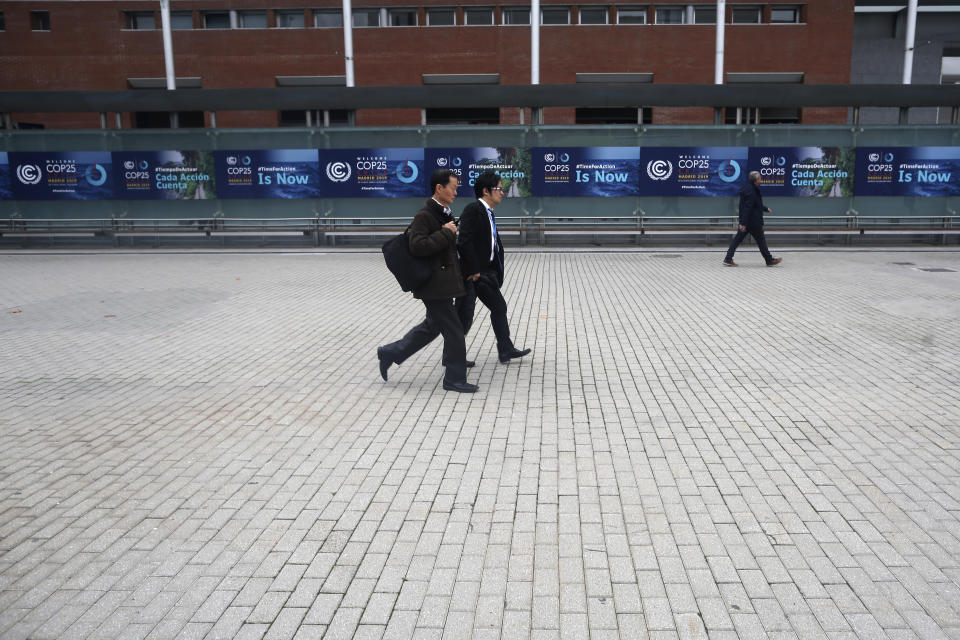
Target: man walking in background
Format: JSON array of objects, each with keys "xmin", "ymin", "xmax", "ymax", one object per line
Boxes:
[
  {"xmin": 377, "ymin": 169, "xmax": 479, "ymax": 393},
  {"xmin": 457, "ymin": 171, "xmax": 531, "ymax": 364},
  {"xmin": 724, "ymin": 170, "xmax": 783, "ymax": 267}
]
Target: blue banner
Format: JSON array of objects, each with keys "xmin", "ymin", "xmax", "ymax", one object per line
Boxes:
[
  {"xmin": 424, "ymin": 147, "xmax": 532, "ymax": 198},
  {"xmin": 855, "ymin": 147, "xmax": 960, "ymax": 197},
  {"xmin": 747, "ymin": 147, "xmax": 856, "ymax": 197},
  {"xmin": 532, "ymin": 147, "xmax": 640, "ymax": 197},
  {"xmin": 0, "ymin": 152, "xmax": 10, "ymax": 200},
  {"xmin": 9, "ymin": 151, "xmax": 113, "ymax": 200},
  {"xmin": 639, "ymin": 147, "xmax": 748, "ymax": 197},
  {"xmin": 215, "ymin": 149, "xmax": 321, "ymax": 199},
  {"xmin": 317, "ymin": 148, "xmax": 424, "ymax": 197},
  {"xmin": 113, "ymin": 151, "xmax": 216, "ymax": 200}
]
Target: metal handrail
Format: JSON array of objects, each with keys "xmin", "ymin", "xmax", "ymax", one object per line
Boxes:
[{"xmin": 4, "ymin": 215, "xmax": 960, "ymax": 237}]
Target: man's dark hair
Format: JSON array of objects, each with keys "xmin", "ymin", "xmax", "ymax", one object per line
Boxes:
[
  {"xmin": 473, "ymin": 171, "xmax": 501, "ymax": 199},
  {"xmin": 430, "ymin": 169, "xmax": 457, "ymax": 196}
]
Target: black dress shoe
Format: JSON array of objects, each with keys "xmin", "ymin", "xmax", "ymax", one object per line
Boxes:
[
  {"xmin": 723, "ymin": 258, "xmax": 737, "ymax": 267},
  {"xmin": 466, "ymin": 360, "xmax": 475, "ymax": 368},
  {"xmin": 766, "ymin": 257, "xmax": 782, "ymax": 266},
  {"xmin": 499, "ymin": 347, "xmax": 531, "ymax": 364},
  {"xmin": 377, "ymin": 347, "xmax": 391, "ymax": 381},
  {"xmin": 442, "ymin": 380, "xmax": 479, "ymax": 393}
]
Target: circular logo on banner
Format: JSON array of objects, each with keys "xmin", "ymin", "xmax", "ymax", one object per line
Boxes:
[
  {"xmin": 436, "ymin": 157, "xmax": 448, "ymax": 167},
  {"xmin": 761, "ymin": 156, "xmax": 772, "ymax": 166},
  {"xmin": 396, "ymin": 160, "xmax": 419, "ymax": 184},
  {"xmin": 226, "ymin": 156, "xmax": 238, "ymax": 166},
  {"xmin": 776, "ymin": 156, "xmax": 787, "ymax": 166},
  {"xmin": 544, "ymin": 153, "xmax": 555, "ymax": 162},
  {"xmin": 646, "ymin": 159, "xmax": 672, "ymax": 181},
  {"xmin": 452, "ymin": 157, "xmax": 462, "ymax": 167},
  {"xmin": 868, "ymin": 153, "xmax": 880, "ymax": 162},
  {"xmin": 85, "ymin": 164, "xmax": 108, "ymax": 186},
  {"xmin": 884, "ymin": 152, "xmax": 895, "ymax": 163},
  {"xmin": 325, "ymin": 161, "xmax": 351, "ymax": 182},
  {"xmin": 560, "ymin": 153, "xmax": 570, "ymax": 163},
  {"xmin": 242, "ymin": 155, "xmax": 252, "ymax": 166},
  {"xmin": 123, "ymin": 160, "xmax": 136, "ymax": 170},
  {"xmin": 718, "ymin": 159, "xmax": 742, "ymax": 183},
  {"xmin": 139, "ymin": 160, "xmax": 149, "ymax": 170},
  {"xmin": 16, "ymin": 164, "xmax": 42, "ymax": 185}
]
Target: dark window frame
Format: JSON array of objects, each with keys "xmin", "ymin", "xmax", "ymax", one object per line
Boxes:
[
  {"xmin": 426, "ymin": 7, "xmax": 456, "ymax": 25},
  {"xmin": 465, "ymin": 6, "xmax": 494, "ymax": 25},
  {"xmin": 30, "ymin": 10, "xmax": 51, "ymax": 31},
  {"xmin": 314, "ymin": 9, "xmax": 344, "ymax": 27}
]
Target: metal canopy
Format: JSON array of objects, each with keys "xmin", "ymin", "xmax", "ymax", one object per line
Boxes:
[{"xmin": 1, "ymin": 84, "xmax": 959, "ymax": 113}]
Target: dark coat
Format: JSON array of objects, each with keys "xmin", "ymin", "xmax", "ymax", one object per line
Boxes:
[
  {"xmin": 457, "ymin": 199, "xmax": 505, "ymax": 287},
  {"xmin": 408, "ymin": 199, "xmax": 466, "ymax": 300},
  {"xmin": 738, "ymin": 180, "xmax": 770, "ymax": 228}
]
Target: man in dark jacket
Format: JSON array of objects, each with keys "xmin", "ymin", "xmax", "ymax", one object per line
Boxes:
[
  {"xmin": 723, "ymin": 170, "xmax": 782, "ymax": 267},
  {"xmin": 377, "ymin": 169, "xmax": 478, "ymax": 393},
  {"xmin": 457, "ymin": 171, "xmax": 530, "ymax": 364}
]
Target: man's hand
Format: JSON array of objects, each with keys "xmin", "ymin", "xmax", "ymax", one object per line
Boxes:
[
  {"xmin": 739, "ymin": 225, "xmax": 746, "ymax": 231},
  {"xmin": 468, "ymin": 273, "xmax": 481, "ymax": 282},
  {"xmin": 443, "ymin": 221, "xmax": 457, "ymax": 233}
]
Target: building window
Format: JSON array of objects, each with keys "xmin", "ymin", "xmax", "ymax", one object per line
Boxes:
[
  {"xmin": 427, "ymin": 8, "xmax": 456, "ymax": 25},
  {"xmin": 770, "ymin": 5, "xmax": 800, "ymax": 23},
  {"xmin": 542, "ymin": 7, "xmax": 570, "ymax": 24},
  {"xmin": 579, "ymin": 7, "xmax": 608, "ymax": 24},
  {"xmin": 388, "ymin": 8, "xmax": 417, "ymax": 25},
  {"xmin": 134, "ymin": 111, "xmax": 205, "ymax": 129},
  {"xmin": 617, "ymin": 6, "xmax": 647, "ymax": 23},
  {"xmin": 203, "ymin": 11, "xmax": 231, "ymax": 28},
  {"xmin": 275, "ymin": 10, "xmax": 305, "ymax": 28},
  {"xmin": 352, "ymin": 9, "xmax": 380, "ymax": 26},
  {"xmin": 693, "ymin": 5, "xmax": 716, "ymax": 23},
  {"xmin": 280, "ymin": 109, "xmax": 355, "ymax": 127},
  {"xmin": 171, "ymin": 11, "xmax": 194, "ymax": 29},
  {"xmin": 731, "ymin": 5, "xmax": 761, "ymax": 23},
  {"xmin": 654, "ymin": 6, "xmax": 685, "ymax": 23},
  {"xmin": 30, "ymin": 11, "xmax": 51, "ymax": 31},
  {"xmin": 314, "ymin": 10, "xmax": 343, "ymax": 27},
  {"xmin": 465, "ymin": 7, "xmax": 493, "ymax": 24},
  {"xmin": 0, "ymin": 12, "xmax": 5, "ymax": 30},
  {"xmin": 425, "ymin": 108, "xmax": 500, "ymax": 125},
  {"xmin": 576, "ymin": 107, "xmax": 653, "ymax": 124},
  {"xmin": 238, "ymin": 11, "xmax": 267, "ymax": 28},
  {"xmin": 724, "ymin": 106, "xmax": 799, "ymax": 124},
  {"xmin": 503, "ymin": 7, "xmax": 530, "ymax": 24},
  {"xmin": 126, "ymin": 11, "xmax": 155, "ymax": 30}
]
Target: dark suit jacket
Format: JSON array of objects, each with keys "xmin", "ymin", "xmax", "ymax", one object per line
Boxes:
[
  {"xmin": 457, "ymin": 199, "xmax": 504, "ymax": 287},
  {"xmin": 408, "ymin": 199, "xmax": 465, "ymax": 300},
  {"xmin": 738, "ymin": 181, "xmax": 770, "ymax": 228}
]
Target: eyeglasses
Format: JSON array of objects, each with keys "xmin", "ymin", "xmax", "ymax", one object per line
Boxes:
[{"xmin": 492, "ymin": 187, "xmax": 503, "ymax": 192}]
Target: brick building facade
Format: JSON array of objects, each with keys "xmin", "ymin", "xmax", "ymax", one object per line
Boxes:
[{"xmin": 1, "ymin": 0, "xmax": 856, "ymax": 129}]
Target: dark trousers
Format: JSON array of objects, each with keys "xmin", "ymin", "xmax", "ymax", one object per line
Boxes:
[
  {"xmin": 726, "ymin": 225, "xmax": 773, "ymax": 263},
  {"xmin": 459, "ymin": 274, "xmax": 514, "ymax": 357},
  {"xmin": 380, "ymin": 298, "xmax": 467, "ymax": 383}
]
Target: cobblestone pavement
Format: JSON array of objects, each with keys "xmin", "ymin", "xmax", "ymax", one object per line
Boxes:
[{"xmin": 1, "ymin": 249, "xmax": 959, "ymax": 640}]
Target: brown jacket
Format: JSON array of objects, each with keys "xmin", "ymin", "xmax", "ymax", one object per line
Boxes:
[{"xmin": 409, "ymin": 199, "xmax": 466, "ymax": 300}]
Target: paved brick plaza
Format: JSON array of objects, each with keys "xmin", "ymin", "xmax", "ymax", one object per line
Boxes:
[{"xmin": 1, "ymin": 248, "xmax": 959, "ymax": 640}]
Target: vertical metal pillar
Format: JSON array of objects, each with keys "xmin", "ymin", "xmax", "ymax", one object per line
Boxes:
[
  {"xmin": 531, "ymin": 0, "xmax": 540, "ymax": 85},
  {"xmin": 342, "ymin": 0, "xmax": 355, "ymax": 86}
]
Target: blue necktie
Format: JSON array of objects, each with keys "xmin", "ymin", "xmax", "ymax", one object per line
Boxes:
[{"xmin": 488, "ymin": 208, "xmax": 502, "ymax": 271}]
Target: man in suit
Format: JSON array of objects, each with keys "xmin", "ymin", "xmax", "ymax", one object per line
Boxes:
[
  {"xmin": 377, "ymin": 169, "xmax": 478, "ymax": 393},
  {"xmin": 457, "ymin": 171, "xmax": 531, "ymax": 364},
  {"xmin": 723, "ymin": 170, "xmax": 783, "ymax": 267}
]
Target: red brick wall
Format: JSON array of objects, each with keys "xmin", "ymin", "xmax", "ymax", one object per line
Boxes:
[{"xmin": 0, "ymin": 0, "xmax": 856, "ymax": 128}]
